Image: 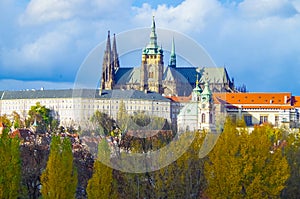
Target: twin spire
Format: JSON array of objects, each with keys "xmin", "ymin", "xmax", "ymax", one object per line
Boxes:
[{"xmin": 101, "ymin": 30, "xmax": 119, "ymax": 90}]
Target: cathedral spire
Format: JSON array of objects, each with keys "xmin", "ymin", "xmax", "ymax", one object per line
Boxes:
[
  {"xmin": 101, "ymin": 30, "xmax": 114, "ymax": 90},
  {"xmin": 148, "ymin": 16, "xmax": 158, "ymax": 49},
  {"xmin": 112, "ymin": 33, "xmax": 119, "ymax": 72},
  {"xmin": 105, "ymin": 30, "xmax": 112, "ymax": 57},
  {"xmin": 169, "ymin": 37, "xmax": 176, "ymax": 68}
]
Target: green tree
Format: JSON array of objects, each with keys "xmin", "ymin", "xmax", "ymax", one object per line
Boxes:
[
  {"xmin": 282, "ymin": 132, "xmax": 300, "ymax": 198},
  {"xmin": 41, "ymin": 136, "xmax": 77, "ymax": 199},
  {"xmin": 0, "ymin": 131, "xmax": 21, "ymax": 198},
  {"xmin": 90, "ymin": 110, "xmax": 114, "ymax": 136},
  {"xmin": 153, "ymin": 131, "xmax": 206, "ymax": 198},
  {"xmin": 12, "ymin": 111, "xmax": 24, "ymax": 129},
  {"xmin": 28, "ymin": 102, "xmax": 52, "ymax": 132},
  {"xmin": 204, "ymin": 118, "xmax": 290, "ymax": 198},
  {"xmin": 0, "ymin": 114, "xmax": 12, "ymax": 131},
  {"xmin": 117, "ymin": 100, "xmax": 129, "ymax": 132},
  {"xmin": 87, "ymin": 139, "xmax": 117, "ymax": 199},
  {"xmin": 239, "ymin": 125, "xmax": 289, "ymax": 198}
]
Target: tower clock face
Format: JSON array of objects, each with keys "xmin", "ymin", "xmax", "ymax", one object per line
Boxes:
[{"xmin": 202, "ymin": 104, "xmax": 206, "ymax": 108}]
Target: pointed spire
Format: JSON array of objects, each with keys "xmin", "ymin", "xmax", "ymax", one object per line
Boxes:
[
  {"xmin": 105, "ymin": 30, "xmax": 112, "ymax": 56},
  {"xmin": 148, "ymin": 16, "xmax": 158, "ymax": 49},
  {"xmin": 101, "ymin": 30, "xmax": 114, "ymax": 90},
  {"xmin": 192, "ymin": 74, "xmax": 201, "ymax": 101},
  {"xmin": 193, "ymin": 74, "xmax": 202, "ymax": 92},
  {"xmin": 169, "ymin": 37, "xmax": 176, "ymax": 68},
  {"xmin": 112, "ymin": 33, "xmax": 119, "ymax": 71}
]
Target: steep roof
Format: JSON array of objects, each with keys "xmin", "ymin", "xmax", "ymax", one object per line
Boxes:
[
  {"xmin": 114, "ymin": 66, "xmax": 231, "ymax": 86},
  {"xmin": 115, "ymin": 67, "xmax": 139, "ymax": 84}
]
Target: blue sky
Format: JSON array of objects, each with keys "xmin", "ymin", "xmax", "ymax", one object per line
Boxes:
[{"xmin": 0, "ymin": 0, "xmax": 300, "ymax": 94}]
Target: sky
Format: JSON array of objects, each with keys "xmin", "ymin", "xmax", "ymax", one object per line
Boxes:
[{"xmin": 0, "ymin": 0, "xmax": 300, "ymax": 94}]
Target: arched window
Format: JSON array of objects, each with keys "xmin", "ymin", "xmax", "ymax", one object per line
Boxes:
[
  {"xmin": 148, "ymin": 66, "xmax": 154, "ymax": 79},
  {"xmin": 149, "ymin": 71, "xmax": 154, "ymax": 78},
  {"xmin": 201, "ymin": 113, "xmax": 205, "ymax": 123}
]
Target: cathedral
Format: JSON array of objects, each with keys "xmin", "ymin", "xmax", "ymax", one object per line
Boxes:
[{"xmin": 101, "ymin": 17, "xmax": 235, "ymax": 97}]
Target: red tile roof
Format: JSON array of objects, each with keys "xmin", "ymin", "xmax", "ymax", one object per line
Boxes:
[
  {"xmin": 214, "ymin": 92, "xmax": 292, "ymax": 105},
  {"xmin": 165, "ymin": 95, "xmax": 191, "ymax": 103}
]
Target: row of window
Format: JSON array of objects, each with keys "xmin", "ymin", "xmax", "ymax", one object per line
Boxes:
[{"xmin": 231, "ymin": 114, "xmax": 292, "ymax": 126}]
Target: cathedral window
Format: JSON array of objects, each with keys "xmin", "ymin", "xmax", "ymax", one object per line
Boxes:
[
  {"xmin": 149, "ymin": 71, "xmax": 154, "ymax": 78},
  {"xmin": 148, "ymin": 66, "xmax": 155, "ymax": 79}
]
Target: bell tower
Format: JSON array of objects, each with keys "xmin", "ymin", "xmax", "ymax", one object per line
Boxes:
[
  {"xmin": 198, "ymin": 76, "xmax": 216, "ymax": 132},
  {"xmin": 140, "ymin": 16, "xmax": 164, "ymax": 94}
]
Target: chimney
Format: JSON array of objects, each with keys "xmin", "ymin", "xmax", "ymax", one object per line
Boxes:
[{"xmin": 284, "ymin": 96, "xmax": 288, "ymax": 104}]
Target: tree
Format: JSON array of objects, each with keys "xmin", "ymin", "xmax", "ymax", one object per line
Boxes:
[
  {"xmin": 20, "ymin": 139, "xmax": 49, "ymax": 199},
  {"xmin": 204, "ymin": 118, "xmax": 290, "ymax": 198},
  {"xmin": 90, "ymin": 110, "xmax": 114, "ymax": 136},
  {"xmin": 87, "ymin": 139, "xmax": 117, "ymax": 199},
  {"xmin": 0, "ymin": 114, "xmax": 12, "ymax": 132},
  {"xmin": 239, "ymin": 125, "xmax": 289, "ymax": 198},
  {"xmin": 0, "ymin": 131, "xmax": 21, "ymax": 198},
  {"xmin": 117, "ymin": 100, "xmax": 129, "ymax": 132},
  {"xmin": 282, "ymin": 132, "xmax": 300, "ymax": 198},
  {"xmin": 41, "ymin": 136, "xmax": 77, "ymax": 199},
  {"xmin": 152, "ymin": 131, "xmax": 206, "ymax": 198},
  {"xmin": 12, "ymin": 111, "xmax": 25, "ymax": 129},
  {"xmin": 28, "ymin": 102, "xmax": 52, "ymax": 133}
]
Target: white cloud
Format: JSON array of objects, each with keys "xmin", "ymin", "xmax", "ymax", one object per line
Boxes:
[
  {"xmin": 132, "ymin": 0, "xmax": 223, "ymax": 32},
  {"xmin": 20, "ymin": 0, "xmax": 133, "ymax": 25},
  {"xmin": 2, "ymin": 28, "xmax": 72, "ymax": 72},
  {"xmin": 238, "ymin": 0, "xmax": 298, "ymax": 18}
]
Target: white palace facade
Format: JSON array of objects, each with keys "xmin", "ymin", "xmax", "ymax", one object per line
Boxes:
[{"xmin": 0, "ymin": 89, "xmax": 173, "ymax": 128}]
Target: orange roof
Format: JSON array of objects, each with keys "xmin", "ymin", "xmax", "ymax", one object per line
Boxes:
[
  {"xmin": 214, "ymin": 92, "xmax": 292, "ymax": 105},
  {"xmin": 165, "ymin": 95, "xmax": 191, "ymax": 103},
  {"xmin": 227, "ymin": 105, "xmax": 294, "ymax": 109}
]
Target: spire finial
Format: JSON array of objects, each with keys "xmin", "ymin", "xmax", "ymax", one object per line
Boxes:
[
  {"xmin": 169, "ymin": 37, "xmax": 176, "ymax": 68},
  {"xmin": 148, "ymin": 16, "xmax": 157, "ymax": 48},
  {"xmin": 196, "ymin": 74, "xmax": 199, "ymax": 87}
]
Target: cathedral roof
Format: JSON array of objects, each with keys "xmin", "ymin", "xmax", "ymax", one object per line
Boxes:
[
  {"xmin": 115, "ymin": 67, "xmax": 140, "ymax": 84},
  {"xmin": 114, "ymin": 66, "xmax": 231, "ymax": 86}
]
